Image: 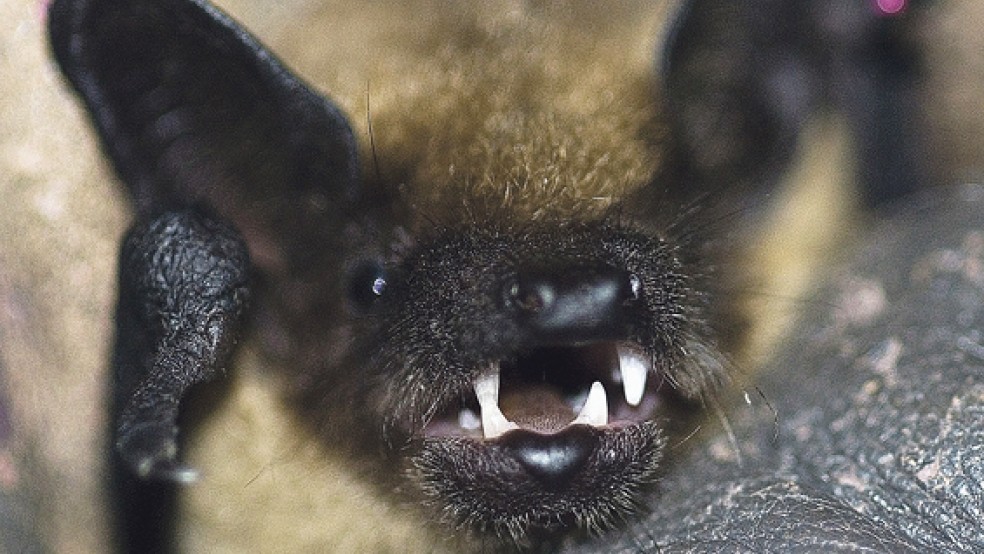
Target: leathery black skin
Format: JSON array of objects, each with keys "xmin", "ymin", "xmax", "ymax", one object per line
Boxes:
[{"xmin": 44, "ymin": 0, "xmax": 936, "ymax": 551}]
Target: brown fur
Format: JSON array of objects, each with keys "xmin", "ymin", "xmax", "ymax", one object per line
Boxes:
[{"xmin": 278, "ymin": 1, "xmax": 673, "ymax": 226}]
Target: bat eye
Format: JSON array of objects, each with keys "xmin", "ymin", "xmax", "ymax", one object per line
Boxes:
[{"xmin": 348, "ymin": 260, "xmax": 388, "ymax": 310}]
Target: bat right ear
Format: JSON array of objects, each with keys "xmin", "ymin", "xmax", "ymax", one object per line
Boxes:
[{"xmin": 47, "ymin": 0, "xmax": 360, "ymax": 219}]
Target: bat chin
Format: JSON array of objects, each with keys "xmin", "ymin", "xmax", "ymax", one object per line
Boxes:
[{"xmin": 406, "ymin": 341, "xmax": 668, "ymax": 543}]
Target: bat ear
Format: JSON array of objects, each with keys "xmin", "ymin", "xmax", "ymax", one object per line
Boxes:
[
  {"xmin": 48, "ymin": 0, "xmax": 359, "ymax": 216},
  {"xmin": 661, "ymin": 1, "xmax": 817, "ymax": 193}
]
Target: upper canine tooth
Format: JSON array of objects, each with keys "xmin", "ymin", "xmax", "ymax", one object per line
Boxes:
[
  {"xmin": 572, "ymin": 381, "xmax": 608, "ymax": 427},
  {"xmin": 474, "ymin": 369, "xmax": 501, "ymax": 405},
  {"xmin": 618, "ymin": 344, "xmax": 649, "ymax": 407},
  {"xmin": 473, "ymin": 367, "xmax": 518, "ymax": 439}
]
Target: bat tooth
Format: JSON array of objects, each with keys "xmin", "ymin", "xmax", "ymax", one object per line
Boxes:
[
  {"xmin": 457, "ymin": 408, "xmax": 480, "ymax": 430},
  {"xmin": 480, "ymin": 403, "xmax": 520, "ymax": 440},
  {"xmin": 617, "ymin": 344, "xmax": 650, "ymax": 407},
  {"xmin": 571, "ymin": 381, "xmax": 608, "ymax": 427},
  {"xmin": 473, "ymin": 366, "xmax": 501, "ymax": 406},
  {"xmin": 473, "ymin": 365, "xmax": 519, "ymax": 439}
]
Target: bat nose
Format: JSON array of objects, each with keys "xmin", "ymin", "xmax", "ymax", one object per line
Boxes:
[{"xmin": 505, "ymin": 264, "xmax": 640, "ymax": 344}]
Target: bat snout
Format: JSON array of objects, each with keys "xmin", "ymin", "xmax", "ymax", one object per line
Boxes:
[{"xmin": 504, "ymin": 265, "xmax": 641, "ymax": 345}]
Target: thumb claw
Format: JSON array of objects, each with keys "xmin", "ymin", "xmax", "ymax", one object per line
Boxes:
[{"xmin": 116, "ymin": 421, "xmax": 199, "ymax": 483}]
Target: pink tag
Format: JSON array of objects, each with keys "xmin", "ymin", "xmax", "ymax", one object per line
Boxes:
[{"xmin": 874, "ymin": 0, "xmax": 907, "ymax": 16}]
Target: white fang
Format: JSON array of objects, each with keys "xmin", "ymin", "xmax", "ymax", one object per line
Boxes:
[
  {"xmin": 473, "ymin": 368, "xmax": 519, "ymax": 439},
  {"xmin": 572, "ymin": 381, "xmax": 608, "ymax": 427},
  {"xmin": 618, "ymin": 345, "xmax": 649, "ymax": 407}
]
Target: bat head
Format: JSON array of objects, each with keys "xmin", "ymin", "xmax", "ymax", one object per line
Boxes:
[
  {"xmin": 48, "ymin": 0, "xmax": 816, "ymax": 548},
  {"xmin": 335, "ymin": 218, "xmax": 723, "ymax": 540}
]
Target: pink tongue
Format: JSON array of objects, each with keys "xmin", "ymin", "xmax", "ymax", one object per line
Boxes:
[{"xmin": 499, "ymin": 384, "xmax": 573, "ymax": 433}]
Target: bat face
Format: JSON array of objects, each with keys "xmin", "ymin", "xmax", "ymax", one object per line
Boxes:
[
  {"xmin": 43, "ymin": 0, "xmax": 932, "ymax": 550},
  {"xmin": 320, "ymin": 219, "xmax": 716, "ymax": 539},
  {"xmin": 266, "ymin": 5, "xmax": 727, "ymax": 540}
]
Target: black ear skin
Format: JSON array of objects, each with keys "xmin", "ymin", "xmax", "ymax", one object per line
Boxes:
[
  {"xmin": 48, "ymin": 0, "xmax": 362, "ymax": 473},
  {"xmin": 47, "ymin": 0, "xmax": 360, "ymax": 210},
  {"xmin": 47, "ymin": 0, "xmax": 362, "ymax": 278},
  {"xmin": 663, "ymin": 0, "xmax": 928, "ymax": 208},
  {"xmin": 662, "ymin": 0, "xmax": 816, "ymax": 200}
]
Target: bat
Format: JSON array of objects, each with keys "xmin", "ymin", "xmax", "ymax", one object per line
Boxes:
[{"xmin": 35, "ymin": 0, "xmax": 934, "ymax": 551}]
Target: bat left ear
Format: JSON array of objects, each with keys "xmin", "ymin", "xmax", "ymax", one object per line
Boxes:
[
  {"xmin": 660, "ymin": 0, "xmax": 817, "ymax": 194},
  {"xmin": 47, "ymin": 0, "xmax": 360, "ymax": 221},
  {"xmin": 662, "ymin": 0, "xmax": 928, "ymax": 207}
]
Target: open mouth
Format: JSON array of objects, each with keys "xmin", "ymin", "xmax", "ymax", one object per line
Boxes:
[
  {"xmin": 422, "ymin": 340, "xmax": 660, "ymax": 440},
  {"xmin": 410, "ymin": 339, "xmax": 668, "ymax": 538},
  {"xmin": 399, "ymin": 236, "xmax": 686, "ymax": 538}
]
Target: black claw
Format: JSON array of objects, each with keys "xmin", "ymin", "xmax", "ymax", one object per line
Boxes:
[
  {"xmin": 111, "ymin": 209, "xmax": 249, "ymax": 486},
  {"xmin": 116, "ymin": 422, "xmax": 199, "ymax": 483},
  {"xmin": 143, "ymin": 459, "xmax": 200, "ymax": 484}
]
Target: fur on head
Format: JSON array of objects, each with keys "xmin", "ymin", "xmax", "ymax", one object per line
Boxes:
[{"xmin": 275, "ymin": 2, "xmax": 731, "ymax": 543}]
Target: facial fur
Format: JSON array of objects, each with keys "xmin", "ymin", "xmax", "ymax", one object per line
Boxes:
[{"xmin": 256, "ymin": 2, "xmax": 728, "ymax": 543}]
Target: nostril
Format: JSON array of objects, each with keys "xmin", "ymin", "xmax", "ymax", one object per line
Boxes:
[
  {"xmin": 498, "ymin": 426, "xmax": 599, "ymax": 487},
  {"xmin": 506, "ymin": 278, "xmax": 555, "ymax": 315},
  {"xmin": 505, "ymin": 265, "xmax": 637, "ymax": 343}
]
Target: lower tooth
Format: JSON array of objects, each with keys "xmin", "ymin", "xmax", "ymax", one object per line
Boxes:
[
  {"xmin": 458, "ymin": 408, "xmax": 480, "ymax": 430},
  {"xmin": 572, "ymin": 381, "xmax": 608, "ymax": 427},
  {"xmin": 481, "ymin": 404, "xmax": 518, "ymax": 439}
]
